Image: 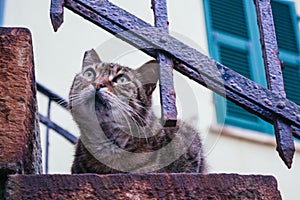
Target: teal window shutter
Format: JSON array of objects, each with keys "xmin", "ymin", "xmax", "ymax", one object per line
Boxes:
[
  {"xmin": 204, "ymin": 0, "xmax": 300, "ymax": 134},
  {"xmin": 204, "ymin": 0, "xmax": 273, "ymax": 133},
  {"xmin": 271, "ymin": 0, "xmax": 300, "ymax": 107},
  {"xmin": 210, "ymin": 0, "xmax": 249, "ymax": 39},
  {"xmin": 271, "ymin": 1, "xmax": 299, "ymax": 54},
  {"xmin": 282, "ymin": 62, "xmax": 300, "ymax": 105},
  {"xmin": 219, "ymin": 45, "xmax": 259, "ymax": 123}
]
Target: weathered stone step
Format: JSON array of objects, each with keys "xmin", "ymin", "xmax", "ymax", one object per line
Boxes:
[{"xmin": 6, "ymin": 173, "xmax": 281, "ymax": 199}]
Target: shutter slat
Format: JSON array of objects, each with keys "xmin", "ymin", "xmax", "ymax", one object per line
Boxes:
[
  {"xmin": 271, "ymin": 1, "xmax": 299, "ymax": 53},
  {"xmin": 283, "ymin": 63, "xmax": 300, "ymax": 105},
  {"xmin": 219, "ymin": 45, "xmax": 251, "ymax": 78},
  {"xmin": 272, "ymin": 1, "xmax": 300, "ymax": 106},
  {"xmin": 227, "ymin": 102, "xmax": 258, "ymax": 122},
  {"xmin": 219, "ymin": 45, "xmax": 260, "ymax": 122},
  {"xmin": 209, "ymin": 0, "xmax": 249, "ymax": 38}
]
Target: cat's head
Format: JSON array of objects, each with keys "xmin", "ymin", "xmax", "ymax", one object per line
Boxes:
[{"xmin": 69, "ymin": 49, "xmax": 159, "ymax": 122}]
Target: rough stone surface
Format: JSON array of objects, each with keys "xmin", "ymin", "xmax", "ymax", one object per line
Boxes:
[
  {"xmin": 0, "ymin": 28, "xmax": 42, "ymax": 198},
  {"xmin": 6, "ymin": 173, "xmax": 281, "ymax": 199}
]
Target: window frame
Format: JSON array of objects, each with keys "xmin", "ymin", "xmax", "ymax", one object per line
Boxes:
[{"xmin": 203, "ymin": 0, "xmax": 300, "ymax": 134}]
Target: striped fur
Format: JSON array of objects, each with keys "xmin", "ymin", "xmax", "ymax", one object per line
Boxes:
[{"xmin": 70, "ymin": 49, "xmax": 206, "ymax": 173}]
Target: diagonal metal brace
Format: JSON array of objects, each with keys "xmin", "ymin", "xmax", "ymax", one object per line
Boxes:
[{"xmin": 39, "ymin": 114, "xmax": 77, "ymax": 144}]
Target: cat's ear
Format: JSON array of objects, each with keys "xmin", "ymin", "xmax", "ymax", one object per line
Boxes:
[
  {"xmin": 136, "ymin": 60, "xmax": 159, "ymax": 96},
  {"xmin": 82, "ymin": 49, "xmax": 101, "ymax": 68}
]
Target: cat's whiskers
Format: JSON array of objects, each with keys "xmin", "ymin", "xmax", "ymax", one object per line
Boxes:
[
  {"xmin": 68, "ymin": 97, "xmax": 85, "ymax": 108},
  {"xmin": 113, "ymin": 96, "xmax": 151, "ymax": 143},
  {"xmin": 112, "ymin": 104, "xmax": 135, "ymax": 138},
  {"xmin": 68, "ymin": 97, "xmax": 86, "ymax": 109},
  {"xmin": 55, "ymin": 98, "xmax": 69, "ymax": 108},
  {"xmin": 116, "ymin": 97, "xmax": 150, "ymax": 126},
  {"xmin": 110, "ymin": 96, "xmax": 144, "ymax": 139},
  {"xmin": 115, "ymin": 96, "xmax": 149, "ymax": 127},
  {"xmin": 108, "ymin": 93, "xmax": 151, "ymax": 144},
  {"xmin": 125, "ymin": 104, "xmax": 150, "ymax": 132},
  {"xmin": 128, "ymin": 99, "xmax": 152, "ymax": 118},
  {"xmin": 129, "ymin": 99, "xmax": 152, "ymax": 115},
  {"xmin": 69, "ymin": 89, "xmax": 94, "ymax": 109},
  {"xmin": 98, "ymin": 91, "xmax": 134, "ymax": 138}
]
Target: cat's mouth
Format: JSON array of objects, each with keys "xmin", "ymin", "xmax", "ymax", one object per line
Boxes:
[{"xmin": 95, "ymin": 90, "xmax": 111, "ymax": 110}]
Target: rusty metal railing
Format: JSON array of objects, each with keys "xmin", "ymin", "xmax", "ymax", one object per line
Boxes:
[
  {"xmin": 48, "ymin": 0, "xmax": 300, "ymax": 168},
  {"xmin": 37, "ymin": 83, "xmax": 77, "ymax": 173}
]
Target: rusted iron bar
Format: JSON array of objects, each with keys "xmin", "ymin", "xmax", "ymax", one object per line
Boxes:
[
  {"xmin": 37, "ymin": 82, "xmax": 77, "ymax": 163},
  {"xmin": 45, "ymin": 100, "xmax": 52, "ymax": 174},
  {"xmin": 254, "ymin": 0, "xmax": 295, "ymax": 168},
  {"xmin": 50, "ymin": 0, "xmax": 65, "ymax": 31},
  {"xmin": 37, "ymin": 82, "xmax": 68, "ymax": 109},
  {"xmin": 37, "ymin": 83, "xmax": 76, "ymax": 143},
  {"xmin": 151, "ymin": 0, "xmax": 177, "ymax": 127},
  {"xmin": 50, "ymin": 0, "xmax": 300, "ymax": 167},
  {"xmin": 39, "ymin": 114, "xmax": 77, "ymax": 144}
]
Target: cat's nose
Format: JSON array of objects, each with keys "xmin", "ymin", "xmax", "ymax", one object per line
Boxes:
[
  {"xmin": 94, "ymin": 79, "xmax": 110, "ymax": 91},
  {"xmin": 94, "ymin": 81, "xmax": 106, "ymax": 90}
]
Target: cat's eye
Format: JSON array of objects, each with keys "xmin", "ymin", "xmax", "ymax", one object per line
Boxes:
[
  {"xmin": 83, "ymin": 69, "xmax": 96, "ymax": 81},
  {"xmin": 114, "ymin": 74, "xmax": 130, "ymax": 84}
]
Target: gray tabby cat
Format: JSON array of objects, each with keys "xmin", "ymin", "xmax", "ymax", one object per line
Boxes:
[{"xmin": 70, "ymin": 49, "xmax": 206, "ymax": 173}]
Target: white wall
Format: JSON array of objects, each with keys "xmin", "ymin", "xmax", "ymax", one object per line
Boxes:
[{"xmin": 3, "ymin": 0, "xmax": 300, "ymax": 199}]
